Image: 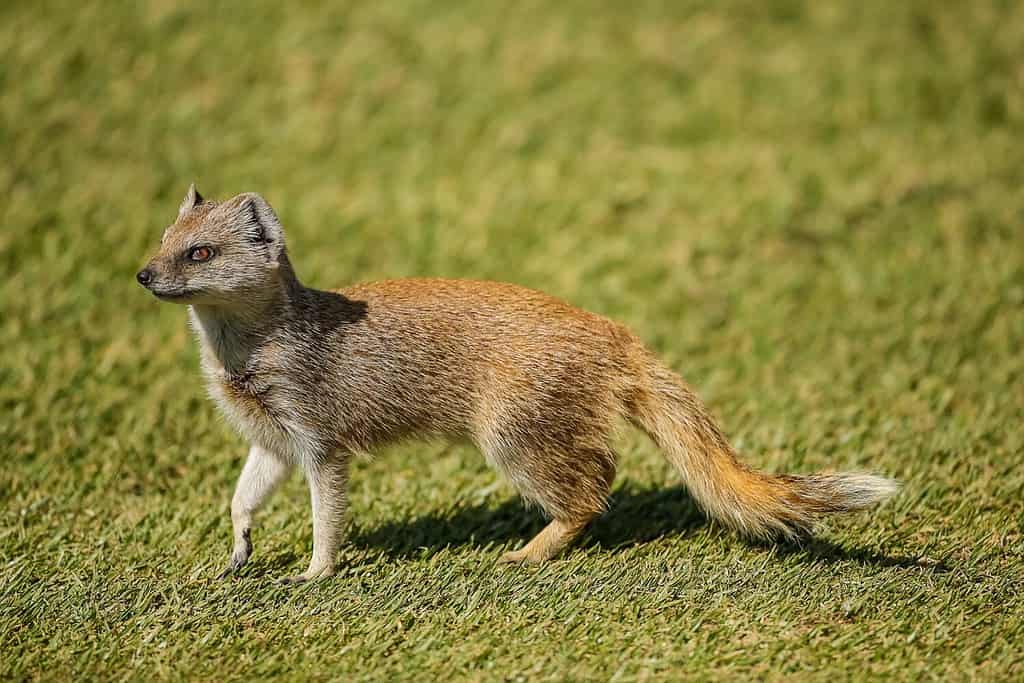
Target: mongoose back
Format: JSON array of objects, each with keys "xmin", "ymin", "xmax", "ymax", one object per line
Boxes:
[{"xmin": 137, "ymin": 185, "xmax": 898, "ymax": 582}]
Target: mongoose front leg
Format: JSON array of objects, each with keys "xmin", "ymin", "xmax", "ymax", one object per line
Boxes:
[
  {"xmin": 217, "ymin": 445, "xmax": 292, "ymax": 579},
  {"xmin": 280, "ymin": 454, "xmax": 350, "ymax": 584}
]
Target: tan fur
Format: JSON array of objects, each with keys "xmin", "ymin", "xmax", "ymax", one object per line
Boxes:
[{"xmin": 138, "ymin": 187, "xmax": 898, "ymax": 581}]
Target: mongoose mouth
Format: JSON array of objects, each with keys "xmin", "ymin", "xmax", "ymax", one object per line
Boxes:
[{"xmin": 152, "ymin": 288, "xmax": 199, "ymax": 302}]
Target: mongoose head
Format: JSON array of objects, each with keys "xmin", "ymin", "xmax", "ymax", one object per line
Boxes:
[{"xmin": 137, "ymin": 185, "xmax": 290, "ymax": 306}]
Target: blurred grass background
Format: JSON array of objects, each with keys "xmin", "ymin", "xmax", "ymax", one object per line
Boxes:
[{"xmin": 2, "ymin": 0, "xmax": 1023, "ymax": 680}]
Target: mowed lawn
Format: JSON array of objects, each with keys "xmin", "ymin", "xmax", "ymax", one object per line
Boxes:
[{"xmin": 2, "ymin": 1, "xmax": 1022, "ymax": 680}]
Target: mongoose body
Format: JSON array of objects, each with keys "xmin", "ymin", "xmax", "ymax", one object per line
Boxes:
[
  {"xmin": 138, "ymin": 186, "xmax": 898, "ymax": 582},
  {"xmin": 202, "ymin": 277, "xmax": 641, "ymax": 511}
]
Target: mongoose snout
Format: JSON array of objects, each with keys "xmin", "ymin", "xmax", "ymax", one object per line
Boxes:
[{"xmin": 140, "ymin": 184, "xmax": 899, "ymax": 583}]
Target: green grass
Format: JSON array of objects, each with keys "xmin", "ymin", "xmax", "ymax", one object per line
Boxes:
[{"xmin": 2, "ymin": 0, "xmax": 1023, "ymax": 679}]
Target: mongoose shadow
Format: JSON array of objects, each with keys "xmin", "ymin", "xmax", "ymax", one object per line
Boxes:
[
  {"xmin": 349, "ymin": 482, "xmax": 947, "ymax": 572},
  {"xmin": 315, "ymin": 291, "xmax": 370, "ymax": 328},
  {"xmin": 349, "ymin": 482, "xmax": 705, "ymax": 558}
]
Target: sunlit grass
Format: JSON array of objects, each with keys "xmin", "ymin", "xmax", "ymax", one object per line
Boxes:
[{"xmin": 2, "ymin": 1, "xmax": 1022, "ymax": 679}]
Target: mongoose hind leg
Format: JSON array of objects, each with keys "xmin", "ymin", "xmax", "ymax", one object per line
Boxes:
[
  {"xmin": 499, "ymin": 517, "xmax": 595, "ymax": 564},
  {"xmin": 492, "ymin": 445, "xmax": 617, "ymax": 564}
]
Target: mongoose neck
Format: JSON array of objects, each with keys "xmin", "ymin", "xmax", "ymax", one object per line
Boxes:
[{"xmin": 189, "ymin": 258, "xmax": 306, "ymax": 375}]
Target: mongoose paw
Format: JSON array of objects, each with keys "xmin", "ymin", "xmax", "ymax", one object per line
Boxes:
[
  {"xmin": 216, "ymin": 553, "xmax": 248, "ymax": 580},
  {"xmin": 216, "ymin": 531, "xmax": 252, "ymax": 579},
  {"xmin": 499, "ymin": 548, "xmax": 539, "ymax": 564}
]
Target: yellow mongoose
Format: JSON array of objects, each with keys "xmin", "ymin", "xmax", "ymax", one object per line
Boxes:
[{"xmin": 137, "ymin": 185, "xmax": 898, "ymax": 582}]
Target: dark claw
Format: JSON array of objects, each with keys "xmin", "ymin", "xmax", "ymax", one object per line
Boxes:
[
  {"xmin": 216, "ymin": 554, "xmax": 246, "ymax": 580},
  {"xmin": 216, "ymin": 529, "xmax": 252, "ymax": 580}
]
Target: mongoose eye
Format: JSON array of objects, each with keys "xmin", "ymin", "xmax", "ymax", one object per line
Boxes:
[{"xmin": 188, "ymin": 246, "xmax": 214, "ymax": 262}]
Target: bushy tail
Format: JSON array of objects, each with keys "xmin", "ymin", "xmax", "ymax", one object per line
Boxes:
[{"xmin": 631, "ymin": 360, "xmax": 898, "ymax": 540}]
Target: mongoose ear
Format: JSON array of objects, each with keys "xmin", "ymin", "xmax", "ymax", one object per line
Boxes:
[
  {"xmin": 234, "ymin": 193, "xmax": 285, "ymax": 262},
  {"xmin": 178, "ymin": 183, "xmax": 204, "ymax": 217}
]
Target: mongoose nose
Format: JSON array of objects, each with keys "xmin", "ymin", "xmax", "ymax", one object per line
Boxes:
[{"xmin": 136, "ymin": 269, "xmax": 153, "ymax": 286}]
